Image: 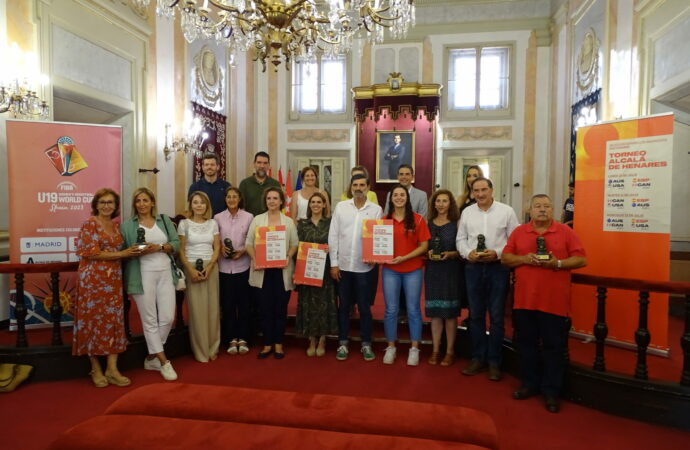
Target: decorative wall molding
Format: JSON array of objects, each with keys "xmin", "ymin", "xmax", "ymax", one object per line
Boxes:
[
  {"xmin": 192, "ymin": 44, "xmax": 224, "ymax": 110},
  {"xmin": 287, "ymin": 129, "xmax": 350, "ymax": 143},
  {"xmin": 443, "ymin": 126, "xmax": 512, "ymax": 141}
]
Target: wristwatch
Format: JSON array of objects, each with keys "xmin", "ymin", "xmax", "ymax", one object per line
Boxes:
[{"xmin": 556, "ymin": 259, "xmax": 562, "ymax": 270}]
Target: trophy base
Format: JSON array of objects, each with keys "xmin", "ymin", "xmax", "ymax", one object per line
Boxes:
[
  {"xmin": 536, "ymin": 254, "xmax": 551, "ymax": 261},
  {"xmin": 430, "ymin": 254, "xmax": 442, "ymax": 261}
]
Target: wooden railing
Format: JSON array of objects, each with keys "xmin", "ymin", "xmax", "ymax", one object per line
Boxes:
[
  {"xmin": 571, "ymin": 273, "xmax": 690, "ymax": 386},
  {"xmin": 0, "ymin": 262, "xmax": 186, "ymax": 348},
  {"xmin": 0, "ymin": 262, "xmax": 79, "ymax": 348}
]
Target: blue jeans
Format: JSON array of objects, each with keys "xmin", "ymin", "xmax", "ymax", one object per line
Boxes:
[
  {"xmin": 337, "ymin": 270, "xmax": 374, "ymax": 346},
  {"xmin": 382, "ymin": 267, "xmax": 423, "ymax": 343},
  {"xmin": 465, "ymin": 262, "xmax": 510, "ymax": 366}
]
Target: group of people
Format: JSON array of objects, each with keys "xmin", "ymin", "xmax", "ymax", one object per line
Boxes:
[{"xmin": 72, "ymin": 151, "xmax": 586, "ymax": 414}]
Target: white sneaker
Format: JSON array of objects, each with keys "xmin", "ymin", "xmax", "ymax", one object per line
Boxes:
[
  {"xmin": 144, "ymin": 357, "xmax": 161, "ymax": 371},
  {"xmin": 160, "ymin": 361, "xmax": 178, "ymax": 381},
  {"xmin": 407, "ymin": 347, "xmax": 420, "ymax": 366},
  {"xmin": 383, "ymin": 346, "xmax": 397, "ymax": 364}
]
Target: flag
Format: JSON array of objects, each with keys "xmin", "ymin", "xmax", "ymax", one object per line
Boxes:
[
  {"xmin": 294, "ymin": 170, "xmax": 303, "ymax": 191},
  {"xmin": 284, "ymin": 169, "xmax": 293, "ymax": 215},
  {"xmin": 278, "ymin": 166, "xmax": 284, "ymax": 187}
]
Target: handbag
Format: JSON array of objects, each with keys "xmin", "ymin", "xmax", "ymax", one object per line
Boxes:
[
  {"xmin": 0, "ymin": 363, "xmax": 33, "ymax": 393},
  {"xmin": 160, "ymin": 214, "xmax": 186, "ymax": 291}
]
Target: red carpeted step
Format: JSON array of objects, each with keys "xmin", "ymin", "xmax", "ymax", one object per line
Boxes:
[
  {"xmin": 103, "ymin": 383, "xmax": 499, "ymax": 449},
  {"xmin": 50, "ymin": 414, "xmax": 488, "ymax": 449}
]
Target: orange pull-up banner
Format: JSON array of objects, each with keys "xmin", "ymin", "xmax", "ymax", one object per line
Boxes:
[{"xmin": 572, "ymin": 113, "xmax": 674, "ymax": 353}]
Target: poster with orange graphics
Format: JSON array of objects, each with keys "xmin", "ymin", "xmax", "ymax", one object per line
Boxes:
[
  {"xmin": 294, "ymin": 242, "xmax": 328, "ymax": 287},
  {"xmin": 362, "ymin": 219, "xmax": 394, "ymax": 263},
  {"xmin": 254, "ymin": 225, "xmax": 287, "ymax": 269},
  {"xmin": 6, "ymin": 120, "xmax": 122, "ymax": 329},
  {"xmin": 572, "ymin": 113, "xmax": 673, "ymax": 352}
]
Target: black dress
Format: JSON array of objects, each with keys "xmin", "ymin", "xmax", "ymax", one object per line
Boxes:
[
  {"xmin": 295, "ymin": 218, "xmax": 338, "ymax": 337},
  {"xmin": 424, "ymin": 221, "xmax": 461, "ymax": 318}
]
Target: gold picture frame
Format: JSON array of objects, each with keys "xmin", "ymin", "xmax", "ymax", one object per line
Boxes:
[{"xmin": 376, "ymin": 130, "xmax": 415, "ymax": 183}]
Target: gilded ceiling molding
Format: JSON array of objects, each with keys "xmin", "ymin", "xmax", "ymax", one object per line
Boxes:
[
  {"xmin": 443, "ymin": 126, "xmax": 513, "ymax": 141},
  {"xmin": 287, "ymin": 129, "xmax": 351, "ymax": 143}
]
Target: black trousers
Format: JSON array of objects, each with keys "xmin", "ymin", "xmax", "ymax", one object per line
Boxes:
[
  {"xmin": 514, "ymin": 309, "xmax": 569, "ymax": 396},
  {"xmin": 219, "ymin": 270, "xmax": 250, "ymax": 343},
  {"xmin": 258, "ymin": 269, "xmax": 291, "ymax": 346}
]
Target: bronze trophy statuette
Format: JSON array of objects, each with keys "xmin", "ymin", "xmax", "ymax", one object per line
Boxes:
[
  {"xmin": 430, "ymin": 232, "xmax": 442, "ymax": 261},
  {"xmin": 536, "ymin": 236, "xmax": 551, "ymax": 261},
  {"xmin": 195, "ymin": 259, "xmax": 205, "ymax": 272},
  {"xmin": 476, "ymin": 234, "xmax": 487, "ymax": 255},
  {"xmin": 136, "ymin": 227, "xmax": 147, "ymax": 250},
  {"xmin": 224, "ymin": 238, "xmax": 235, "ymax": 259}
]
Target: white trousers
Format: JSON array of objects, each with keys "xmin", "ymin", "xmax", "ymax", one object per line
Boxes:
[{"xmin": 133, "ymin": 269, "xmax": 176, "ymax": 355}]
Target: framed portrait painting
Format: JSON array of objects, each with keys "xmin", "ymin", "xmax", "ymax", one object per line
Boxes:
[{"xmin": 376, "ymin": 130, "xmax": 415, "ymax": 183}]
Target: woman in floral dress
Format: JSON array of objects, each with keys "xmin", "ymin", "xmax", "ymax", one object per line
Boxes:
[{"xmin": 73, "ymin": 188, "xmax": 141, "ymax": 387}]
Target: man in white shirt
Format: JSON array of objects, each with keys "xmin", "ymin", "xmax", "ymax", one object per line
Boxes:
[
  {"xmin": 383, "ymin": 164, "xmax": 428, "ymax": 216},
  {"xmin": 329, "ymin": 174, "xmax": 382, "ymax": 362},
  {"xmin": 456, "ymin": 177, "xmax": 519, "ymax": 381}
]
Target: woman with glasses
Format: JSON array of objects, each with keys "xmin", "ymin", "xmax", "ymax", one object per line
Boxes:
[{"xmin": 73, "ymin": 188, "xmax": 139, "ymax": 387}]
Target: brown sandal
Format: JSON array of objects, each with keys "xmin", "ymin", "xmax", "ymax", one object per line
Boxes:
[
  {"xmin": 440, "ymin": 354, "xmax": 456, "ymax": 367},
  {"xmin": 428, "ymin": 352, "xmax": 440, "ymax": 365}
]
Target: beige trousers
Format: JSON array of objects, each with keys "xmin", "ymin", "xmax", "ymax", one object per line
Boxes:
[{"xmin": 184, "ymin": 262, "xmax": 220, "ymax": 362}]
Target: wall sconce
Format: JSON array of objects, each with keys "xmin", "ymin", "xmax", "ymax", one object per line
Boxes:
[{"xmin": 162, "ymin": 114, "xmax": 208, "ymax": 161}]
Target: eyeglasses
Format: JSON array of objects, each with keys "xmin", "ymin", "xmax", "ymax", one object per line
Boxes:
[{"xmin": 98, "ymin": 200, "xmax": 115, "ymax": 205}]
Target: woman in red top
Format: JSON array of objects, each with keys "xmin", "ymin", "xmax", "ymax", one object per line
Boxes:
[{"xmin": 381, "ymin": 185, "xmax": 431, "ymax": 366}]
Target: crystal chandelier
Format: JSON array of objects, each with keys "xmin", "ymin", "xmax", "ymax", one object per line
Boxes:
[
  {"xmin": 155, "ymin": 0, "xmax": 416, "ymax": 72},
  {"xmin": 162, "ymin": 115, "xmax": 209, "ymax": 160},
  {"xmin": 0, "ymin": 43, "xmax": 50, "ymax": 120}
]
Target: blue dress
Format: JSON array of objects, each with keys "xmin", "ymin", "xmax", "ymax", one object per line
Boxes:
[{"xmin": 424, "ymin": 221, "xmax": 461, "ymax": 318}]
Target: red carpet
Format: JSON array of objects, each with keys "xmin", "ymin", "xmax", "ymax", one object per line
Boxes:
[
  {"xmin": 2, "ymin": 337, "xmax": 689, "ymax": 450},
  {"xmin": 2, "ymin": 271, "xmax": 684, "ymax": 383}
]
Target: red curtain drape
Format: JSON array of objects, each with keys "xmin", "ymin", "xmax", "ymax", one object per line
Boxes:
[
  {"xmin": 191, "ymin": 101, "xmax": 227, "ymax": 182},
  {"xmin": 354, "ymin": 96, "xmax": 440, "ymax": 204}
]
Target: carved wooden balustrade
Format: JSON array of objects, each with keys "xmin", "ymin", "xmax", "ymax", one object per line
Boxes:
[
  {"xmin": 0, "ymin": 262, "xmax": 189, "ymax": 379},
  {"xmin": 571, "ymin": 273, "xmax": 690, "ymax": 386}
]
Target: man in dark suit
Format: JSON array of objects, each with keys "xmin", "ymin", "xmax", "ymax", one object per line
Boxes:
[{"xmin": 384, "ymin": 134, "xmax": 405, "ymax": 179}]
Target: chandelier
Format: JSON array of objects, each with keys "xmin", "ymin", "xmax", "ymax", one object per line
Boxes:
[
  {"xmin": 0, "ymin": 43, "xmax": 50, "ymax": 120},
  {"xmin": 162, "ymin": 116, "xmax": 208, "ymax": 160},
  {"xmin": 154, "ymin": 0, "xmax": 416, "ymax": 71}
]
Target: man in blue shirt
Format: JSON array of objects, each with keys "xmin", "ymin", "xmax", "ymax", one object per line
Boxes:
[{"xmin": 188, "ymin": 153, "xmax": 231, "ymax": 216}]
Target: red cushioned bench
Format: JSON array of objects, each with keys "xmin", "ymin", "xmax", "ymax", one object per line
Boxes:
[{"xmin": 51, "ymin": 383, "xmax": 499, "ymax": 449}]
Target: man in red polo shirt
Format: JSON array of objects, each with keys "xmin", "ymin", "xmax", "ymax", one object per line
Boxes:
[{"xmin": 501, "ymin": 194, "xmax": 587, "ymax": 413}]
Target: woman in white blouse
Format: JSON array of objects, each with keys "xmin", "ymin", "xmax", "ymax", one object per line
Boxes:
[
  {"xmin": 290, "ymin": 166, "xmax": 330, "ymax": 222},
  {"xmin": 246, "ymin": 187, "xmax": 298, "ymax": 359},
  {"xmin": 178, "ymin": 191, "xmax": 221, "ymax": 362}
]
